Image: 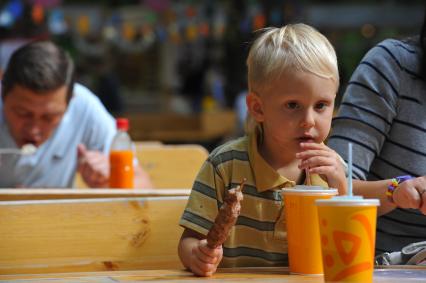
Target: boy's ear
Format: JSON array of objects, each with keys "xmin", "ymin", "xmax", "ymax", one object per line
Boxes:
[{"xmin": 246, "ymin": 92, "xmax": 264, "ymax": 122}]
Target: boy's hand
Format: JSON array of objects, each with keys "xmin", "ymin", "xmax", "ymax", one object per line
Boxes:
[
  {"xmin": 190, "ymin": 239, "xmax": 223, "ymax": 277},
  {"xmin": 393, "ymin": 177, "xmax": 426, "ymax": 214},
  {"xmin": 296, "ymin": 142, "xmax": 347, "ymax": 195}
]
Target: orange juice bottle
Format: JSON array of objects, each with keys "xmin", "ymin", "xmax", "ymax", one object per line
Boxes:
[{"xmin": 109, "ymin": 118, "xmax": 134, "ymax": 189}]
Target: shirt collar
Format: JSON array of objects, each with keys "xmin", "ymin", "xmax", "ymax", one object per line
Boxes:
[
  {"xmin": 50, "ymin": 108, "xmax": 71, "ymax": 159},
  {"xmin": 247, "ymin": 127, "xmax": 329, "ymax": 192},
  {"xmin": 247, "ymin": 128, "xmax": 295, "ymax": 192}
]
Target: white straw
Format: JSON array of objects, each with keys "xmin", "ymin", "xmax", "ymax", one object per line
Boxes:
[{"xmin": 348, "ymin": 143, "xmax": 353, "ymax": 196}]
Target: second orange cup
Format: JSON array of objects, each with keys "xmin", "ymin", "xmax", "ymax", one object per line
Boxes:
[{"xmin": 282, "ymin": 185, "xmax": 337, "ymax": 275}]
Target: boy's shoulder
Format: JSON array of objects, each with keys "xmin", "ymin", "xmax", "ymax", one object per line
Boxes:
[{"xmin": 208, "ymin": 135, "xmax": 250, "ymax": 166}]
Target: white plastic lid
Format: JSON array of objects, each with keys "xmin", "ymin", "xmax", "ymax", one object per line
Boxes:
[
  {"xmin": 281, "ymin": 185, "xmax": 338, "ymax": 196},
  {"xmin": 316, "ymin": 196, "xmax": 380, "ymax": 206}
]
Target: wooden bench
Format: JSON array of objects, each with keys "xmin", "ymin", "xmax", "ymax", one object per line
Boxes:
[
  {"xmin": 0, "ymin": 196, "xmax": 188, "ymax": 275},
  {"xmin": 0, "ymin": 188, "xmax": 190, "ymax": 201},
  {"xmin": 135, "ymin": 144, "xmax": 207, "ymax": 189},
  {"xmin": 75, "ymin": 143, "xmax": 208, "ymax": 189}
]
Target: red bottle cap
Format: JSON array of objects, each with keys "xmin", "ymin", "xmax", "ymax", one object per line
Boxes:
[{"xmin": 116, "ymin": 118, "xmax": 129, "ymax": 131}]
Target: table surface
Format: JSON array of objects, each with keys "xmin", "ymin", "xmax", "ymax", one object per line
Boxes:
[
  {"xmin": 1, "ymin": 266, "xmax": 425, "ymax": 283},
  {"xmin": 0, "ymin": 188, "xmax": 191, "ymax": 201}
]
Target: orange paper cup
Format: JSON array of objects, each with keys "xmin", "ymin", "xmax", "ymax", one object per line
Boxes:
[
  {"xmin": 282, "ymin": 186, "xmax": 338, "ymax": 275},
  {"xmin": 316, "ymin": 197, "xmax": 379, "ymax": 282}
]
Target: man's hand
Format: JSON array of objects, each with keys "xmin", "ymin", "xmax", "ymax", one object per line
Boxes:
[
  {"xmin": 393, "ymin": 176, "xmax": 426, "ymax": 214},
  {"xmin": 189, "ymin": 239, "xmax": 223, "ymax": 277},
  {"xmin": 77, "ymin": 144, "xmax": 109, "ymax": 188},
  {"xmin": 296, "ymin": 142, "xmax": 347, "ymax": 195}
]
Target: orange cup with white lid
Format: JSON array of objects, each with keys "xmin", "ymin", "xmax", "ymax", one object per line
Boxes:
[
  {"xmin": 316, "ymin": 196, "xmax": 380, "ymax": 282},
  {"xmin": 282, "ymin": 185, "xmax": 338, "ymax": 275}
]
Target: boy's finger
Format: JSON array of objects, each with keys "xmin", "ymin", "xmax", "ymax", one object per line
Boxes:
[
  {"xmin": 199, "ymin": 240, "xmax": 222, "ymax": 255},
  {"xmin": 193, "ymin": 259, "xmax": 216, "ymax": 275},
  {"xmin": 191, "ymin": 264, "xmax": 211, "ymax": 277},
  {"xmin": 308, "ymin": 165, "xmax": 336, "ymax": 175},
  {"xmin": 196, "ymin": 249, "xmax": 220, "ymax": 264},
  {"xmin": 300, "ymin": 156, "xmax": 334, "ymax": 169},
  {"xmin": 296, "ymin": 149, "xmax": 331, "ymax": 159},
  {"xmin": 299, "ymin": 142, "xmax": 326, "ymax": 149}
]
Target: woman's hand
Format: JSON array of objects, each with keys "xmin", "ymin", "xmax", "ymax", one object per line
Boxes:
[
  {"xmin": 296, "ymin": 142, "xmax": 347, "ymax": 195},
  {"xmin": 393, "ymin": 176, "xmax": 426, "ymax": 214}
]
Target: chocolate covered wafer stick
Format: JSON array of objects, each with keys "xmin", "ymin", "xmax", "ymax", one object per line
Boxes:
[{"xmin": 206, "ymin": 178, "xmax": 245, "ymax": 249}]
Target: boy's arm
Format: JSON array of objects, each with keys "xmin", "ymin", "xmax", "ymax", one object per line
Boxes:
[{"xmin": 178, "ymin": 228, "xmax": 223, "ymax": 277}]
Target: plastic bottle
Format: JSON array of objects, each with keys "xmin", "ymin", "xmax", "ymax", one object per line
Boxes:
[{"xmin": 109, "ymin": 118, "xmax": 134, "ymax": 189}]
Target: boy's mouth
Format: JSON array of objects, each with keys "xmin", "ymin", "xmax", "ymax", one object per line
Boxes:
[{"xmin": 297, "ymin": 136, "xmax": 315, "ymax": 143}]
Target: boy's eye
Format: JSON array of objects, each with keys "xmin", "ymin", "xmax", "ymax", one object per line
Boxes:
[
  {"xmin": 315, "ymin": 102, "xmax": 328, "ymax": 110},
  {"xmin": 286, "ymin": 102, "xmax": 299, "ymax": 109}
]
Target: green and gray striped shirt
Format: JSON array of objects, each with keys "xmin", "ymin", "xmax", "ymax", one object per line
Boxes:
[{"xmin": 180, "ymin": 131, "xmax": 328, "ymax": 267}]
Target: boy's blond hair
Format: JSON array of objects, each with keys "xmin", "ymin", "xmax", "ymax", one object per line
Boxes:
[{"xmin": 245, "ymin": 23, "xmax": 339, "ymax": 133}]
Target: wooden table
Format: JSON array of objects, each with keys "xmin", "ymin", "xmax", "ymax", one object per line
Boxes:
[
  {"xmin": 0, "ymin": 267, "xmax": 425, "ymax": 282},
  {"xmin": 0, "ymin": 188, "xmax": 191, "ymax": 201}
]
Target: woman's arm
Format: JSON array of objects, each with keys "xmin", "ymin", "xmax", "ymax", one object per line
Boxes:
[
  {"xmin": 353, "ymin": 179, "xmax": 395, "ymax": 216},
  {"xmin": 354, "ymin": 177, "xmax": 426, "ymax": 216}
]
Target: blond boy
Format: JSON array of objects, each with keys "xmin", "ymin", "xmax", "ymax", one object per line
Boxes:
[{"xmin": 178, "ymin": 23, "xmax": 347, "ymax": 277}]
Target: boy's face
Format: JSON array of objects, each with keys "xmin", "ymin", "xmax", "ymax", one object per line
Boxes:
[{"xmin": 247, "ymin": 70, "xmax": 337, "ymax": 155}]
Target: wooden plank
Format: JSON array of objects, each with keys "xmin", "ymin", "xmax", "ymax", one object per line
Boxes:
[
  {"xmin": 1, "ymin": 267, "xmax": 425, "ymax": 282},
  {"xmin": 75, "ymin": 144, "xmax": 207, "ymax": 189},
  {"xmin": 0, "ymin": 188, "xmax": 191, "ymax": 201},
  {"xmin": 0, "ymin": 197, "xmax": 187, "ymax": 274},
  {"xmin": 136, "ymin": 145, "xmax": 208, "ymax": 189}
]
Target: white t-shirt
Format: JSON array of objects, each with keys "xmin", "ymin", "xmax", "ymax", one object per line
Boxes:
[{"xmin": 0, "ymin": 83, "xmax": 116, "ymax": 188}]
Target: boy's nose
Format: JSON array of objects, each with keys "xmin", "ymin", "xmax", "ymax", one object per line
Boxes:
[{"xmin": 300, "ymin": 110, "xmax": 315, "ymax": 128}]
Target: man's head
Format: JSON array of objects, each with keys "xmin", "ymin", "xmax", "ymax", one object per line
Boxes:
[{"xmin": 1, "ymin": 41, "xmax": 75, "ymax": 147}]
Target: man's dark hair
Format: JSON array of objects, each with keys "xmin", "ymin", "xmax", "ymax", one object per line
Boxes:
[
  {"xmin": 420, "ymin": 7, "xmax": 426, "ymax": 78},
  {"xmin": 1, "ymin": 40, "xmax": 75, "ymax": 102}
]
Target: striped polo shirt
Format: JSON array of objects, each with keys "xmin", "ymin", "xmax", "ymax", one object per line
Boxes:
[
  {"xmin": 328, "ymin": 38, "xmax": 426, "ymax": 254},
  {"xmin": 180, "ymin": 130, "xmax": 328, "ymax": 267}
]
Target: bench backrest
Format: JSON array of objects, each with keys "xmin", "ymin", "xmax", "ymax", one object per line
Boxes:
[
  {"xmin": 75, "ymin": 144, "xmax": 208, "ymax": 189},
  {"xmin": 0, "ymin": 196, "xmax": 187, "ymax": 274}
]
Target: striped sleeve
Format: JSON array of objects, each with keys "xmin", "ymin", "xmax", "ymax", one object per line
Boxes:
[
  {"xmin": 328, "ymin": 39, "xmax": 402, "ymax": 180},
  {"xmin": 179, "ymin": 158, "xmax": 223, "ymax": 236}
]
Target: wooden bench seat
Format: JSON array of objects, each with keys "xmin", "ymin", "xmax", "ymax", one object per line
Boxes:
[
  {"xmin": 0, "ymin": 188, "xmax": 190, "ymax": 201},
  {"xmin": 0, "ymin": 196, "xmax": 187, "ymax": 275}
]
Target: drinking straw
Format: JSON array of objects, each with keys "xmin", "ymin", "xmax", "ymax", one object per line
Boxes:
[
  {"xmin": 348, "ymin": 143, "xmax": 353, "ymax": 197},
  {"xmin": 306, "ymin": 169, "xmax": 311, "ymax": 185}
]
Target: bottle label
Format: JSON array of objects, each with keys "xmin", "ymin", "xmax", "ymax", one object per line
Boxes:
[{"xmin": 109, "ymin": 150, "xmax": 134, "ymax": 188}]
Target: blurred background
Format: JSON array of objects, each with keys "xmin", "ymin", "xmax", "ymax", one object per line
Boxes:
[{"xmin": 0, "ymin": 0, "xmax": 424, "ymax": 150}]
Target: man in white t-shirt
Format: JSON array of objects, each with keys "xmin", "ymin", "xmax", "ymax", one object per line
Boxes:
[{"xmin": 0, "ymin": 40, "xmax": 150, "ymax": 188}]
